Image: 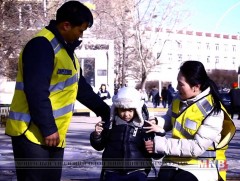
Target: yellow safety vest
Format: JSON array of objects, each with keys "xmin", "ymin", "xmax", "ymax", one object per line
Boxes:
[
  {"xmin": 165, "ymin": 94, "xmax": 236, "ymax": 181},
  {"xmin": 5, "ymin": 28, "xmax": 80, "ymax": 148}
]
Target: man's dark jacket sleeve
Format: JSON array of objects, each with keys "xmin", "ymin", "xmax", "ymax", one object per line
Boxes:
[{"xmin": 22, "ymin": 37, "xmax": 57, "ymax": 137}]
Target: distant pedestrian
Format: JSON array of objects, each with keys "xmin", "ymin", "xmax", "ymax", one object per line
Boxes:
[
  {"xmin": 161, "ymin": 86, "xmax": 168, "ymax": 108},
  {"xmin": 149, "ymin": 86, "xmax": 160, "ymax": 108},
  {"xmin": 98, "ymin": 84, "xmax": 111, "ymax": 100},
  {"xmin": 167, "ymin": 84, "xmax": 175, "ymax": 107}
]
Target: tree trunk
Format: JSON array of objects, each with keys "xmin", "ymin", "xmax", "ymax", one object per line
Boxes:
[
  {"xmin": 141, "ymin": 69, "xmax": 147, "ymax": 90},
  {"xmin": 121, "ymin": 37, "xmax": 126, "ymax": 87}
]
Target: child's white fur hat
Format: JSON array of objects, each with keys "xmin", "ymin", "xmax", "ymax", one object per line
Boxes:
[{"xmin": 110, "ymin": 87, "xmax": 145, "ymax": 127}]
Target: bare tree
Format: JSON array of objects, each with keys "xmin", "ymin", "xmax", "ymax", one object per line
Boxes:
[
  {"xmin": 208, "ymin": 69, "xmax": 238, "ymax": 89},
  {"xmin": 92, "ymin": 0, "xmax": 189, "ymax": 88},
  {"xmin": 92, "ymin": 0, "xmax": 137, "ymax": 87},
  {"xmin": 1, "ymin": 0, "xmax": 189, "ymax": 87},
  {"xmin": 0, "ymin": 0, "xmax": 61, "ymax": 80},
  {"xmin": 132, "ymin": 0, "xmax": 189, "ymax": 89}
]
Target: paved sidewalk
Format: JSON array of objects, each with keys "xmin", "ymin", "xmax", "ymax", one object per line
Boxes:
[{"xmin": 0, "ymin": 110, "xmax": 240, "ymax": 181}]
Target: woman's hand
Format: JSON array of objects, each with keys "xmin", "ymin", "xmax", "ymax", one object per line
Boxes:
[
  {"xmin": 143, "ymin": 120, "xmax": 165, "ymax": 134},
  {"xmin": 145, "ymin": 139, "xmax": 154, "ymax": 153},
  {"xmin": 148, "ymin": 117, "xmax": 157, "ymax": 125}
]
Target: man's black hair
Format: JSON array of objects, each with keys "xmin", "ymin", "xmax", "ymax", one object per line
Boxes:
[{"xmin": 56, "ymin": 1, "xmax": 93, "ymax": 27}]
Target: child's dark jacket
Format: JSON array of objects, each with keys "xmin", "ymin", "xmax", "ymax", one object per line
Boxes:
[{"xmin": 90, "ymin": 115, "xmax": 153, "ymax": 174}]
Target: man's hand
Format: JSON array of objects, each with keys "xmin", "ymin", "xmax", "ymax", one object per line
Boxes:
[
  {"xmin": 145, "ymin": 139, "xmax": 154, "ymax": 153},
  {"xmin": 44, "ymin": 132, "xmax": 60, "ymax": 147},
  {"xmin": 94, "ymin": 121, "xmax": 105, "ymax": 137}
]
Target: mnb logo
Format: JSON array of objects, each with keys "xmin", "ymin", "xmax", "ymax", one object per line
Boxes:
[{"xmin": 199, "ymin": 160, "xmax": 228, "ymax": 171}]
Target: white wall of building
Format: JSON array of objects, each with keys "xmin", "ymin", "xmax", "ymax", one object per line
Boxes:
[
  {"xmin": 74, "ymin": 38, "xmax": 115, "ymax": 109},
  {"xmin": 145, "ymin": 29, "xmax": 240, "ymax": 88},
  {"xmin": 0, "ymin": 78, "xmax": 15, "ymax": 104},
  {"xmin": 75, "ymin": 39, "xmax": 115, "ymax": 96}
]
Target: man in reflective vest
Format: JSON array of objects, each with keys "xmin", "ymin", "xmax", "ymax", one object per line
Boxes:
[{"xmin": 5, "ymin": 1, "xmax": 110, "ymax": 181}]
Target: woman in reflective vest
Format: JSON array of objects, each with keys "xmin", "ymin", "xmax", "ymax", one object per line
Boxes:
[{"xmin": 145, "ymin": 61, "xmax": 236, "ymax": 181}]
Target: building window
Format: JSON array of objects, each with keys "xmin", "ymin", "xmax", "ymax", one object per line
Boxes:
[
  {"xmin": 207, "ymin": 56, "xmax": 210, "ymax": 63},
  {"xmin": 233, "ymin": 57, "xmax": 236, "ymax": 64},
  {"xmin": 215, "ymin": 56, "xmax": 219, "ymax": 63},
  {"xmin": 168, "ymin": 53, "xmax": 172, "ymax": 61},
  {"xmin": 80, "ymin": 58, "xmax": 95, "ymax": 87},
  {"xmin": 233, "ymin": 45, "xmax": 236, "ymax": 52},
  {"xmin": 224, "ymin": 44, "xmax": 228, "ymax": 52},
  {"xmin": 215, "ymin": 44, "xmax": 219, "ymax": 51},
  {"xmin": 177, "ymin": 41, "xmax": 182, "ymax": 49},
  {"xmin": 206, "ymin": 43, "xmax": 210, "ymax": 50},
  {"xmin": 215, "ymin": 56, "xmax": 219, "ymax": 69},
  {"xmin": 197, "ymin": 42, "xmax": 201, "ymax": 50},
  {"xmin": 178, "ymin": 54, "xmax": 182, "ymax": 62}
]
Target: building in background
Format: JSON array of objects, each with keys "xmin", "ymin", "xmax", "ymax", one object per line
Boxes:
[
  {"xmin": 75, "ymin": 39, "xmax": 115, "ymax": 101},
  {"xmin": 1, "ymin": 0, "xmax": 239, "ymax": 104},
  {"xmin": 143, "ymin": 28, "xmax": 240, "ymax": 89}
]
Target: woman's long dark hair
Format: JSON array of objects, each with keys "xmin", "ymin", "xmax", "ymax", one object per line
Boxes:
[{"xmin": 179, "ymin": 60, "xmax": 222, "ymax": 113}]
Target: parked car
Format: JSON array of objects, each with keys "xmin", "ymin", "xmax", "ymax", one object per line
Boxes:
[{"xmin": 219, "ymin": 91, "xmax": 231, "ymax": 114}]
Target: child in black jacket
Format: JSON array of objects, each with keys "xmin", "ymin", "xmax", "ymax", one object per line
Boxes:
[{"xmin": 90, "ymin": 87, "xmax": 165, "ymax": 181}]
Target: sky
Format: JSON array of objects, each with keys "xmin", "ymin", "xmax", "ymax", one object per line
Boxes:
[{"xmin": 183, "ymin": 0, "xmax": 240, "ymax": 35}]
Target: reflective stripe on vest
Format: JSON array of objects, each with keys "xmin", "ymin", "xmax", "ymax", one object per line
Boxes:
[
  {"xmin": 200, "ymin": 150, "xmax": 216, "ymax": 158},
  {"xmin": 50, "ymin": 37, "xmax": 63, "ymax": 54},
  {"xmin": 173, "ymin": 96, "xmax": 213, "ymax": 139},
  {"xmin": 15, "ymin": 73, "xmax": 78, "ymax": 93},
  {"xmin": 174, "ymin": 121, "xmax": 193, "ymax": 139},
  {"xmin": 49, "ymin": 74, "xmax": 78, "ymax": 92},
  {"xmin": 9, "ymin": 103, "xmax": 74, "ymax": 123},
  {"xmin": 196, "ymin": 98, "xmax": 213, "ymax": 117},
  {"xmin": 9, "ymin": 111, "xmax": 31, "ymax": 123}
]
